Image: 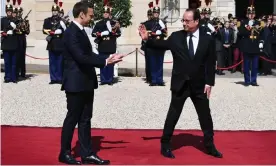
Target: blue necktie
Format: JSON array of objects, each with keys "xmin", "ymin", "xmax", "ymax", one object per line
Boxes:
[
  {"xmin": 188, "ymin": 33, "xmax": 194, "ymax": 58},
  {"xmin": 225, "ymin": 29, "xmax": 229, "ymax": 43}
]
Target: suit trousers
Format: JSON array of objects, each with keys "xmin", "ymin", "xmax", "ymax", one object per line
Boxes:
[
  {"xmin": 216, "ymin": 51, "xmax": 224, "ymax": 69},
  {"xmin": 61, "ymin": 91, "xmax": 94, "ymax": 157},
  {"xmin": 48, "ymin": 51, "xmax": 63, "ymax": 82},
  {"xmin": 148, "ymin": 49, "xmax": 164, "ymax": 84},
  {"xmin": 243, "ymin": 54, "xmax": 259, "ymax": 84},
  {"xmin": 99, "ymin": 53, "xmax": 114, "ymax": 83},
  {"xmin": 3, "ymin": 51, "xmax": 17, "ymax": 82},
  {"xmin": 144, "ymin": 49, "xmax": 151, "ymax": 82},
  {"xmin": 161, "ymin": 81, "xmax": 214, "ymax": 148},
  {"xmin": 16, "ymin": 36, "xmax": 27, "ymax": 78},
  {"xmin": 223, "ymin": 47, "xmax": 232, "ymax": 68}
]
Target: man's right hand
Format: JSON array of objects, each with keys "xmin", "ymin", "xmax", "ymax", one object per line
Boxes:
[
  {"xmin": 138, "ymin": 24, "xmax": 149, "ymax": 40},
  {"xmin": 106, "ymin": 53, "xmax": 125, "ymax": 65}
]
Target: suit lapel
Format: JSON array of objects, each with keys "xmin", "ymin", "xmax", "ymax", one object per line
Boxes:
[
  {"xmin": 181, "ymin": 31, "xmax": 190, "ymax": 60},
  {"xmin": 75, "ymin": 26, "xmax": 92, "ymax": 50}
]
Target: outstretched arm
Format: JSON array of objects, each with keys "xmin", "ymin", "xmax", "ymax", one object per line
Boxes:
[{"xmin": 139, "ymin": 24, "xmax": 172, "ymax": 51}]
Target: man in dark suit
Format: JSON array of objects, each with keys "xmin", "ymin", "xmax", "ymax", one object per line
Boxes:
[
  {"xmin": 220, "ymin": 21, "xmax": 234, "ymax": 71},
  {"xmin": 139, "ymin": 8, "xmax": 222, "ymax": 159},
  {"xmin": 59, "ymin": 1, "xmax": 124, "ymax": 165}
]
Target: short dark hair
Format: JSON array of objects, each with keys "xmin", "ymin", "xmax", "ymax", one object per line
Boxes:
[
  {"xmin": 185, "ymin": 8, "xmax": 201, "ymax": 21},
  {"xmin": 72, "ymin": 1, "xmax": 94, "ymax": 18}
]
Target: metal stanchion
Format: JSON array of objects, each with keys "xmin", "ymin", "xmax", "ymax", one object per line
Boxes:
[{"xmin": 135, "ymin": 48, "xmax": 138, "ymax": 77}]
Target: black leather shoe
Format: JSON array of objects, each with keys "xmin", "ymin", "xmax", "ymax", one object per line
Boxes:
[
  {"xmin": 205, "ymin": 143, "xmax": 223, "ymax": 158},
  {"xmin": 81, "ymin": 154, "xmax": 110, "ymax": 165},
  {"xmin": 58, "ymin": 153, "xmax": 81, "ymax": 165},
  {"xmin": 161, "ymin": 148, "xmax": 175, "ymax": 159},
  {"xmin": 251, "ymin": 82, "xmax": 259, "ymax": 86},
  {"xmin": 149, "ymin": 83, "xmax": 157, "ymax": 86},
  {"xmin": 157, "ymin": 82, "xmax": 165, "ymax": 86},
  {"xmin": 49, "ymin": 81, "xmax": 56, "ymax": 84}
]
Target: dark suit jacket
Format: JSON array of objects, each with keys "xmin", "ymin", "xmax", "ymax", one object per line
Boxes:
[
  {"xmin": 145, "ymin": 28, "xmax": 216, "ymax": 92},
  {"xmin": 61, "ymin": 22, "xmax": 106, "ymax": 92}
]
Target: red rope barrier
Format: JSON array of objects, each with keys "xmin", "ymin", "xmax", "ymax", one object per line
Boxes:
[
  {"xmin": 24, "ymin": 49, "xmax": 276, "ymax": 68},
  {"xmin": 260, "ymin": 56, "xmax": 276, "ymax": 63},
  {"xmin": 138, "ymin": 50, "xmax": 173, "ymax": 63},
  {"xmin": 25, "ymin": 50, "xmax": 137, "ymax": 60},
  {"xmin": 25, "ymin": 54, "xmax": 49, "ymax": 60},
  {"xmin": 217, "ymin": 60, "xmax": 243, "ymax": 70}
]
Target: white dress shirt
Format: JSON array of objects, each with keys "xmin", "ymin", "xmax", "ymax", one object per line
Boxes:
[
  {"xmin": 186, "ymin": 28, "xmax": 211, "ymax": 88},
  {"xmin": 73, "ymin": 20, "xmax": 84, "ymax": 30},
  {"xmin": 186, "ymin": 28, "xmax": 199, "ymax": 55}
]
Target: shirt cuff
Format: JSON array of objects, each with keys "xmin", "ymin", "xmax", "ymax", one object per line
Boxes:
[{"xmin": 205, "ymin": 84, "xmax": 212, "ymax": 87}]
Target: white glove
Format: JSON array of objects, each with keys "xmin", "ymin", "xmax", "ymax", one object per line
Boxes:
[
  {"xmin": 158, "ymin": 20, "xmax": 166, "ymax": 30},
  {"xmin": 259, "ymin": 43, "xmax": 263, "ymax": 49},
  {"xmin": 7, "ymin": 30, "xmax": 13, "ymax": 35},
  {"xmin": 106, "ymin": 21, "xmax": 112, "ymax": 32},
  {"xmin": 248, "ymin": 20, "xmax": 254, "ymax": 27},
  {"xmin": 60, "ymin": 20, "xmax": 67, "ymax": 31},
  {"xmin": 101, "ymin": 31, "xmax": 109, "ymax": 36},
  {"xmin": 54, "ymin": 29, "xmax": 62, "ymax": 34},
  {"xmin": 10, "ymin": 22, "xmax": 16, "ymax": 29},
  {"xmin": 207, "ymin": 23, "xmax": 215, "ymax": 33},
  {"xmin": 155, "ymin": 30, "xmax": 162, "ymax": 35}
]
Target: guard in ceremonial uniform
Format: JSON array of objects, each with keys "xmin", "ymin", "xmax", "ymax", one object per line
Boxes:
[
  {"xmin": 144, "ymin": 0, "xmax": 167, "ymax": 86},
  {"xmin": 42, "ymin": 1, "xmax": 64, "ymax": 84},
  {"xmin": 140, "ymin": 2, "xmax": 153, "ymax": 84},
  {"xmin": 92, "ymin": 0, "xmax": 121, "ymax": 85},
  {"xmin": 15, "ymin": 0, "xmax": 30, "ymax": 78},
  {"xmin": 1, "ymin": 1, "xmax": 18, "ymax": 83},
  {"xmin": 201, "ymin": 3, "xmax": 216, "ymax": 35},
  {"xmin": 238, "ymin": 4, "xmax": 263, "ymax": 86}
]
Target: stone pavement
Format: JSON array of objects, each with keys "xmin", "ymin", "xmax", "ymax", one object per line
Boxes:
[{"xmin": 1, "ymin": 74, "xmax": 276, "ymax": 131}]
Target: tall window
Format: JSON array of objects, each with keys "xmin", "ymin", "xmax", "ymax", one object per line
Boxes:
[{"xmin": 1, "ymin": 0, "xmax": 6, "ymax": 17}]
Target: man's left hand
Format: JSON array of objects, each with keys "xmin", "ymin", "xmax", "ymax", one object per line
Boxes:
[{"xmin": 204, "ymin": 85, "xmax": 212, "ymax": 99}]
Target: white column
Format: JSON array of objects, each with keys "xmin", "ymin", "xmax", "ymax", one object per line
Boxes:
[
  {"xmin": 1, "ymin": 0, "xmax": 6, "ymax": 17},
  {"xmin": 274, "ymin": 0, "xmax": 276, "ymax": 13}
]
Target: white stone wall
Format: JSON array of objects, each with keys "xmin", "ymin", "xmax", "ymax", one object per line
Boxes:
[{"xmin": 209, "ymin": 0, "xmax": 235, "ymax": 20}]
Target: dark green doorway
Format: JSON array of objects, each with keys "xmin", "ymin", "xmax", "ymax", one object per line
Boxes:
[{"xmin": 235, "ymin": 0, "xmax": 274, "ymax": 19}]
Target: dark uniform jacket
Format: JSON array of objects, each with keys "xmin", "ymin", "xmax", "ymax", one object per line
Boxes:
[
  {"xmin": 92, "ymin": 19, "xmax": 121, "ymax": 54},
  {"xmin": 43, "ymin": 16, "xmax": 64, "ymax": 52},
  {"xmin": 238, "ymin": 19, "xmax": 263, "ymax": 55},
  {"xmin": 1, "ymin": 16, "xmax": 18, "ymax": 51}
]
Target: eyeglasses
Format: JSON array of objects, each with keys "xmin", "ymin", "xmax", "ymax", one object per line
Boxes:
[{"xmin": 181, "ymin": 19, "xmax": 195, "ymax": 23}]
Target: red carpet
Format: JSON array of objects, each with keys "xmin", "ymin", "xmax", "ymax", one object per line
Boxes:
[{"xmin": 1, "ymin": 125, "xmax": 276, "ymax": 165}]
